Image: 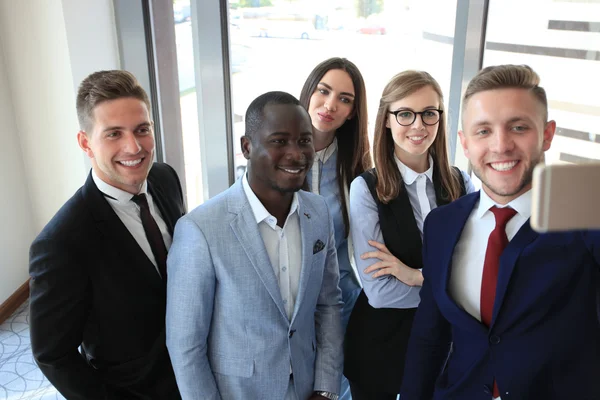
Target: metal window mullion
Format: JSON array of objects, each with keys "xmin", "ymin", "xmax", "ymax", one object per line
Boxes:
[
  {"xmin": 146, "ymin": 0, "xmax": 186, "ymax": 196},
  {"xmin": 191, "ymin": 0, "xmax": 234, "ymax": 200},
  {"xmin": 448, "ymin": 0, "xmax": 489, "ymax": 169}
]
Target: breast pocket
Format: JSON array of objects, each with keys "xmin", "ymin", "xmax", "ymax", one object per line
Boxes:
[{"xmin": 210, "ymin": 354, "xmax": 254, "ymax": 378}]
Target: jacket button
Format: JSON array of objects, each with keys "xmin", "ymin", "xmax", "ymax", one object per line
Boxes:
[
  {"xmin": 489, "ymin": 335, "xmax": 501, "ymax": 345},
  {"xmin": 289, "ymin": 329, "xmax": 296, "ymax": 338}
]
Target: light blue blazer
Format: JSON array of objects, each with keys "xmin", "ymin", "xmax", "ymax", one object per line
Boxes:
[{"xmin": 166, "ymin": 180, "xmax": 343, "ymax": 400}]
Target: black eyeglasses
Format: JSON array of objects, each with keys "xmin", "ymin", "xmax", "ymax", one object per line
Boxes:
[{"xmin": 388, "ymin": 109, "xmax": 443, "ymax": 126}]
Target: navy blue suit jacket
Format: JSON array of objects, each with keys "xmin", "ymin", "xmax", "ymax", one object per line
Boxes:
[{"xmin": 401, "ymin": 191, "xmax": 600, "ymax": 400}]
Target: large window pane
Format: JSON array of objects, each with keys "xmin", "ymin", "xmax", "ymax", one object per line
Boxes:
[
  {"xmin": 228, "ymin": 0, "xmax": 458, "ymax": 174},
  {"xmin": 483, "ymin": 0, "xmax": 600, "ymax": 164},
  {"xmin": 174, "ymin": 0, "xmax": 204, "ymax": 208}
]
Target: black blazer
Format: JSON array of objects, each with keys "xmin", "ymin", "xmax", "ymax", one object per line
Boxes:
[
  {"xmin": 29, "ymin": 163, "xmax": 186, "ymax": 400},
  {"xmin": 344, "ymin": 166, "xmax": 466, "ymax": 393}
]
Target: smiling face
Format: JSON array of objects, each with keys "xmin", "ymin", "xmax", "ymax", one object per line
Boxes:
[
  {"xmin": 242, "ymin": 103, "xmax": 315, "ymax": 197},
  {"xmin": 77, "ymin": 97, "xmax": 155, "ymax": 194},
  {"xmin": 307, "ymin": 68, "xmax": 355, "ymax": 136},
  {"xmin": 459, "ymin": 88, "xmax": 556, "ymax": 204},
  {"xmin": 387, "ymin": 85, "xmax": 440, "ymax": 165}
]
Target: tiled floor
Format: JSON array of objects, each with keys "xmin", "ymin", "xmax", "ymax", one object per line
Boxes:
[{"xmin": 0, "ymin": 301, "xmax": 64, "ymax": 400}]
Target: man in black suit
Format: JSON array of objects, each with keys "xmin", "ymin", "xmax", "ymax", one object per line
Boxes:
[{"xmin": 29, "ymin": 70, "xmax": 185, "ymax": 399}]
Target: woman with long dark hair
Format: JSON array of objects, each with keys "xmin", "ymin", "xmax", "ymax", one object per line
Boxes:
[{"xmin": 299, "ymin": 57, "xmax": 372, "ymax": 400}]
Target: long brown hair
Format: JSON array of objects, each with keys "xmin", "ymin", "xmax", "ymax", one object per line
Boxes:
[
  {"xmin": 299, "ymin": 58, "xmax": 372, "ymax": 236},
  {"xmin": 373, "ymin": 70, "xmax": 461, "ymax": 203}
]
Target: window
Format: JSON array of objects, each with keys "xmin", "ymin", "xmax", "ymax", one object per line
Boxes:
[
  {"xmin": 228, "ymin": 0, "xmax": 460, "ymax": 174},
  {"xmin": 483, "ymin": 0, "xmax": 600, "ymax": 164}
]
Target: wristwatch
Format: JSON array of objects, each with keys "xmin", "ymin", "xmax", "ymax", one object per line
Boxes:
[{"xmin": 315, "ymin": 391, "xmax": 339, "ymax": 400}]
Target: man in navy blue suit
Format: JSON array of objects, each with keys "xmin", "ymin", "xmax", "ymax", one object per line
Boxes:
[{"xmin": 401, "ymin": 64, "xmax": 600, "ymax": 400}]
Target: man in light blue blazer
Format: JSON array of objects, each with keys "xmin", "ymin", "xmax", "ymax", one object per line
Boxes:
[{"xmin": 166, "ymin": 91, "xmax": 343, "ymax": 400}]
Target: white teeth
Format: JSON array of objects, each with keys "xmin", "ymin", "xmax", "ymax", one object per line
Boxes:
[
  {"xmin": 408, "ymin": 136, "xmax": 426, "ymax": 142},
  {"xmin": 119, "ymin": 159, "xmax": 142, "ymax": 167},
  {"xmin": 490, "ymin": 161, "xmax": 518, "ymax": 171},
  {"xmin": 282, "ymin": 168, "xmax": 301, "ymax": 174}
]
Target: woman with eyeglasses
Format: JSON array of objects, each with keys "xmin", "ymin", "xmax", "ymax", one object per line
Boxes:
[
  {"xmin": 343, "ymin": 70, "xmax": 475, "ymax": 399},
  {"xmin": 299, "ymin": 57, "xmax": 372, "ymax": 400}
]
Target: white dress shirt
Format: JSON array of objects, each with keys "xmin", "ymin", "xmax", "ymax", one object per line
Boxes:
[
  {"xmin": 92, "ymin": 170, "xmax": 171, "ymax": 276},
  {"xmin": 450, "ymin": 189, "xmax": 531, "ymax": 322},
  {"xmin": 394, "ymin": 154, "xmax": 435, "ymax": 238},
  {"xmin": 242, "ymin": 173, "xmax": 302, "ymax": 321},
  {"xmin": 450, "ymin": 189, "xmax": 531, "ymax": 400}
]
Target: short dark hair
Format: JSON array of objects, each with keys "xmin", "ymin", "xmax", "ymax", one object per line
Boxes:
[
  {"xmin": 245, "ymin": 91, "xmax": 303, "ymax": 141},
  {"xmin": 76, "ymin": 70, "xmax": 151, "ymax": 132}
]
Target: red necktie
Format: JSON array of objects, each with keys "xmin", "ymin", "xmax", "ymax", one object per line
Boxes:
[
  {"xmin": 481, "ymin": 206, "xmax": 517, "ymax": 398},
  {"xmin": 132, "ymin": 193, "xmax": 168, "ymax": 282}
]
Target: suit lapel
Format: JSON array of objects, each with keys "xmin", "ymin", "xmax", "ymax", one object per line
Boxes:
[
  {"xmin": 81, "ymin": 172, "xmax": 165, "ymax": 291},
  {"xmin": 438, "ymin": 192, "xmax": 487, "ymax": 332},
  {"xmin": 491, "ymin": 219, "xmax": 539, "ymax": 328},
  {"xmin": 291, "ymin": 193, "xmax": 315, "ymax": 323},
  {"xmin": 228, "ymin": 181, "xmax": 288, "ymax": 321}
]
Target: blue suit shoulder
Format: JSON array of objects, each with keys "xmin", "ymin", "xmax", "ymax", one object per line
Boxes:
[
  {"xmin": 426, "ymin": 191, "xmax": 479, "ymax": 225},
  {"xmin": 182, "ymin": 181, "xmax": 242, "ymax": 229}
]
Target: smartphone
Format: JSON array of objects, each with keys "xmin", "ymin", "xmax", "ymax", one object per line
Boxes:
[{"xmin": 531, "ymin": 163, "xmax": 600, "ymax": 232}]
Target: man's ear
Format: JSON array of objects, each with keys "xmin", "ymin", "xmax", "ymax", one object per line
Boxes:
[
  {"xmin": 542, "ymin": 120, "xmax": 556, "ymax": 151},
  {"xmin": 77, "ymin": 131, "xmax": 94, "ymax": 159},
  {"xmin": 241, "ymin": 135, "xmax": 251, "ymax": 160},
  {"xmin": 458, "ymin": 130, "xmax": 469, "ymax": 158}
]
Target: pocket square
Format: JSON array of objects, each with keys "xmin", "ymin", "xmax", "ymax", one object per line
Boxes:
[{"xmin": 313, "ymin": 239, "xmax": 325, "ymax": 254}]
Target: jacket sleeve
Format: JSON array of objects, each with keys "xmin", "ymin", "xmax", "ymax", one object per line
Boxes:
[
  {"xmin": 166, "ymin": 216, "xmax": 221, "ymax": 400},
  {"xmin": 400, "ymin": 213, "xmax": 452, "ymax": 400},
  {"xmin": 29, "ymin": 236, "xmax": 108, "ymax": 400},
  {"xmin": 313, "ymin": 203, "xmax": 344, "ymax": 394}
]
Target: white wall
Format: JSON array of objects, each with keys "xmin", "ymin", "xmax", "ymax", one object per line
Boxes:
[
  {"xmin": 0, "ymin": 0, "xmax": 119, "ymax": 304},
  {"xmin": 0, "ymin": 41, "xmax": 35, "ymax": 304},
  {"xmin": 61, "ymin": 0, "xmax": 121, "ymax": 94}
]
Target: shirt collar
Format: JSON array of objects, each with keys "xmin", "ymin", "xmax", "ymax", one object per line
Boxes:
[
  {"xmin": 92, "ymin": 169, "xmax": 148, "ymax": 204},
  {"xmin": 476, "ymin": 187, "xmax": 532, "ymax": 220},
  {"xmin": 315, "ymin": 137, "xmax": 337, "ymax": 164},
  {"xmin": 394, "ymin": 154, "xmax": 434, "ymax": 185},
  {"xmin": 242, "ymin": 173, "xmax": 299, "ymax": 226}
]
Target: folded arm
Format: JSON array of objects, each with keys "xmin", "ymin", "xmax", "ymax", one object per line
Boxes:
[
  {"xmin": 349, "ymin": 176, "xmax": 422, "ymax": 308},
  {"xmin": 166, "ymin": 217, "xmax": 220, "ymax": 400}
]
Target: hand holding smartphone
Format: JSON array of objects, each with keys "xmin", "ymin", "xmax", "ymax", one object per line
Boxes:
[{"xmin": 531, "ymin": 163, "xmax": 600, "ymax": 232}]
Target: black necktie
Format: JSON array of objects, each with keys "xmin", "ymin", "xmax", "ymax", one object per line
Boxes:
[{"xmin": 131, "ymin": 193, "xmax": 168, "ymax": 282}]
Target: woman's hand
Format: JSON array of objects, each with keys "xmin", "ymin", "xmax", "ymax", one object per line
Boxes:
[{"xmin": 361, "ymin": 240, "xmax": 424, "ymax": 287}]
